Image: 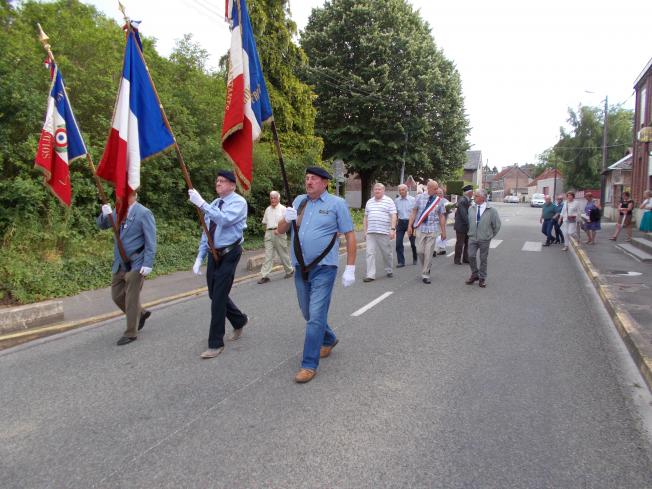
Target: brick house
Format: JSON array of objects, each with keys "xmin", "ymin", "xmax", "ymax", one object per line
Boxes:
[
  {"xmin": 632, "ymin": 56, "xmax": 652, "ymax": 222},
  {"xmin": 491, "ymin": 165, "xmax": 532, "ymax": 202},
  {"xmin": 526, "ymin": 168, "xmax": 564, "ymax": 200}
]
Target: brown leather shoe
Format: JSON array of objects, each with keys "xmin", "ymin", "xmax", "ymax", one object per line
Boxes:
[
  {"xmin": 465, "ymin": 275, "xmax": 479, "ymax": 285},
  {"xmin": 200, "ymin": 347, "xmax": 224, "ymax": 359},
  {"xmin": 320, "ymin": 339, "xmax": 339, "ymax": 358},
  {"xmin": 257, "ymin": 277, "xmax": 270, "ymax": 284},
  {"xmin": 294, "ymin": 368, "xmax": 317, "ymax": 383},
  {"xmin": 478, "ymin": 279, "xmax": 486, "ymax": 288}
]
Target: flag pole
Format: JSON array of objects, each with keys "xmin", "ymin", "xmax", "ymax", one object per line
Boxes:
[
  {"xmin": 118, "ymin": 3, "xmax": 218, "ymax": 262},
  {"xmin": 37, "ymin": 23, "xmax": 133, "ymax": 269}
]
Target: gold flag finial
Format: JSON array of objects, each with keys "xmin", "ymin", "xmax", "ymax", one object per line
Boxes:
[
  {"xmin": 118, "ymin": 1, "xmax": 128, "ymax": 20},
  {"xmin": 37, "ymin": 23, "xmax": 50, "ymax": 50}
]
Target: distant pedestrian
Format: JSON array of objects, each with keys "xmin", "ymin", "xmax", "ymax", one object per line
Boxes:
[
  {"xmin": 433, "ymin": 188, "xmax": 449, "ymax": 256},
  {"xmin": 394, "ymin": 184, "xmax": 417, "ymax": 267},
  {"xmin": 465, "ymin": 189, "xmax": 501, "ymax": 288},
  {"xmin": 583, "ymin": 192, "xmax": 601, "ymax": 245},
  {"xmin": 363, "ymin": 183, "xmax": 397, "ymax": 282},
  {"xmin": 408, "ymin": 179, "xmax": 447, "ymax": 284},
  {"xmin": 453, "ymin": 184, "xmax": 473, "ymax": 264},
  {"xmin": 96, "ymin": 190, "xmax": 156, "ymax": 346},
  {"xmin": 640, "ymin": 190, "xmax": 652, "ymax": 232},
  {"xmin": 258, "ymin": 190, "xmax": 293, "ymax": 284},
  {"xmin": 610, "ymin": 191, "xmax": 634, "ymax": 242},
  {"xmin": 559, "ymin": 191, "xmax": 580, "ymax": 250},
  {"xmin": 552, "ymin": 194, "xmax": 565, "ymax": 244},
  {"xmin": 540, "ymin": 195, "xmax": 556, "ymax": 246},
  {"xmin": 277, "ymin": 166, "xmax": 357, "ymax": 384},
  {"xmin": 189, "ymin": 170, "xmax": 249, "ymax": 359}
]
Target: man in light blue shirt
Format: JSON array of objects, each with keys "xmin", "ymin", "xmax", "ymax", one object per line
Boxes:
[
  {"xmin": 277, "ymin": 166, "xmax": 357, "ymax": 383},
  {"xmin": 188, "ymin": 170, "xmax": 249, "ymax": 359},
  {"xmin": 394, "ymin": 184, "xmax": 417, "ymax": 267}
]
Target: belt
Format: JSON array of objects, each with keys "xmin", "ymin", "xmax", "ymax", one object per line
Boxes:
[{"xmin": 215, "ymin": 240, "xmax": 241, "ymax": 257}]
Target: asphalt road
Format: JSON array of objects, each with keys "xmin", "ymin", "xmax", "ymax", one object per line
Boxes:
[{"xmin": 2, "ymin": 203, "xmax": 652, "ymax": 489}]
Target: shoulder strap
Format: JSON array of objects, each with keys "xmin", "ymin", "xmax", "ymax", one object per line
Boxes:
[{"xmin": 292, "ymin": 197, "xmax": 339, "ymax": 281}]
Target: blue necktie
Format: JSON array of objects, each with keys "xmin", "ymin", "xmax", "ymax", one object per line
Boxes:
[
  {"xmin": 476, "ymin": 206, "xmax": 481, "ymax": 223},
  {"xmin": 208, "ymin": 199, "xmax": 224, "ymax": 239}
]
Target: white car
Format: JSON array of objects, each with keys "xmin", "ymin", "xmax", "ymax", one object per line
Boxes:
[
  {"xmin": 530, "ymin": 193, "xmax": 546, "ymax": 207},
  {"xmin": 504, "ymin": 195, "xmax": 520, "ymax": 203}
]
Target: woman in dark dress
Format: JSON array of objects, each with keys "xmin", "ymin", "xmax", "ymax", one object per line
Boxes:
[
  {"xmin": 583, "ymin": 192, "xmax": 601, "ymax": 245},
  {"xmin": 609, "ymin": 191, "xmax": 634, "ymax": 242}
]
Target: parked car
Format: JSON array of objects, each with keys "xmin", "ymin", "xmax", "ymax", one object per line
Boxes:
[
  {"xmin": 504, "ymin": 195, "xmax": 520, "ymax": 203},
  {"xmin": 531, "ymin": 193, "xmax": 546, "ymax": 207}
]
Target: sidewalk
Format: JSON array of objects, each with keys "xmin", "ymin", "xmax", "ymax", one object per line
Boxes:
[
  {"xmin": 0, "ymin": 231, "xmax": 366, "ymax": 348},
  {"xmin": 572, "ymin": 221, "xmax": 652, "ymax": 391}
]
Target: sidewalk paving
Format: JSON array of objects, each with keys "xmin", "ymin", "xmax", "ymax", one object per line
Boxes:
[{"xmin": 571, "ymin": 221, "xmax": 652, "ymax": 390}]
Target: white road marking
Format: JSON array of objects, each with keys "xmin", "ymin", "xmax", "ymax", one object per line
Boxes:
[
  {"xmin": 447, "ymin": 252, "xmax": 454, "ymax": 257},
  {"xmin": 522, "ymin": 241, "xmax": 542, "ymax": 252},
  {"xmin": 446, "ymin": 238, "xmax": 457, "ymax": 247},
  {"xmin": 351, "ymin": 291, "xmax": 393, "ymax": 317},
  {"xmin": 490, "ymin": 239, "xmax": 503, "ymax": 249}
]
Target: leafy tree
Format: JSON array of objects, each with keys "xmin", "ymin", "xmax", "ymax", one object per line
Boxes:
[
  {"xmin": 300, "ymin": 0, "xmax": 469, "ymax": 200},
  {"xmin": 540, "ymin": 105, "xmax": 633, "ymax": 190}
]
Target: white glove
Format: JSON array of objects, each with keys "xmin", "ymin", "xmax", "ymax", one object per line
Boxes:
[
  {"xmin": 101, "ymin": 204, "xmax": 112, "ymax": 216},
  {"xmin": 139, "ymin": 266, "xmax": 152, "ymax": 276},
  {"xmin": 188, "ymin": 188, "xmax": 206, "ymax": 208},
  {"xmin": 284, "ymin": 207, "xmax": 297, "ymax": 223},
  {"xmin": 341, "ymin": 265, "xmax": 355, "ymax": 287},
  {"xmin": 192, "ymin": 257, "xmax": 203, "ymax": 275}
]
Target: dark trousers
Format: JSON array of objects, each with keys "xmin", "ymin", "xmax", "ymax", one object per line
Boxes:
[
  {"xmin": 542, "ymin": 219, "xmax": 554, "ymax": 243},
  {"xmin": 396, "ymin": 219, "xmax": 417, "ymax": 265},
  {"xmin": 454, "ymin": 230, "xmax": 469, "ymax": 263},
  {"xmin": 553, "ymin": 218, "xmax": 564, "ymax": 243},
  {"xmin": 206, "ymin": 246, "xmax": 247, "ymax": 348}
]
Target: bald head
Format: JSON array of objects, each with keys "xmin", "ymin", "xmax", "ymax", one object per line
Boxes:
[{"xmin": 427, "ymin": 180, "xmax": 439, "ymax": 196}]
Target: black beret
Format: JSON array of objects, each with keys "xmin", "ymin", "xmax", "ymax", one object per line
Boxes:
[
  {"xmin": 217, "ymin": 170, "xmax": 236, "ymax": 183},
  {"xmin": 305, "ymin": 166, "xmax": 332, "ymax": 180},
  {"xmin": 462, "ymin": 184, "xmax": 474, "ymax": 192}
]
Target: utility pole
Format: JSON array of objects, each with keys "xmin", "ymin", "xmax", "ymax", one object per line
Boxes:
[
  {"xmin": 400, "ymin": 130, "xmax": 408, "ymax": 184},
  {"xmin": 600, "ymin": 96, "xmax": 609, "ymax": 207}
]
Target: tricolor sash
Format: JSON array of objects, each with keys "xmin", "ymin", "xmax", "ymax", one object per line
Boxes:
[{"xmin": 414, "ymin": 195, "xmax": 442, "ymax": 228}]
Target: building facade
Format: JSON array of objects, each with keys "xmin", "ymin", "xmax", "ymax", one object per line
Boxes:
[{"xmin": 632, "ymin": 57, "xmax": 652, "ymax": 220}]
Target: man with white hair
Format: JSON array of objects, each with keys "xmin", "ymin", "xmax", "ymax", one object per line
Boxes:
[
  {"xmin": 394, "ymin": 184, "xmax": 417, "ymax": 267},
  {"xmin": 408, "ymin": 180, "xmax": 447, "ymax": 284},
  {"xmin": 465, "ymin": 189, "xmax": 501, "ymax": 288},
  {"xmin": 258, "ymin": 190, "xmax": 293, "ymax": 284},
  {"xmin": 363, "ymin": 182, "xmax": 397, "ymax": 282}
]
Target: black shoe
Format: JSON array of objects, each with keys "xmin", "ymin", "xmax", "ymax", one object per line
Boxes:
[
  {"xmin": 478, "ymin": 279, "xmax": 486, "ymax": 288},
  {"xmin": 257, "ymin": 277, "xmax": 270, "ymax": 284},
  {"xmin": 363, "ymin": 277, "xmax": 375, "ymax": 283},
  {"xmin": 453, "ymin": 260, "xmax": 461, "ymax": 265},
  {"xmin": 116, "ymin": 336, "xmax": 137, "ymax": 346},
  {"xmin": 397, "ymin": 263, "xmax": 405, "ymax": 268},
  {"xmin": 543, "ymin": 243, "xmax": 551, "ymax": 247},
  {"xmin": 138, "ymin": 310, "xmax": 151, "ymax": 331},
  {"xmin": 462, "ymin": 259, "xmax": 470, "ymax": 264},
  {"xmin": 413, "ymin": 259, "xmax": 418, "ymax": 265},
  {"xmin": 422, "ymin": 277, "xmax": 431, "ymax": 284},
  {"xmin": 465, "ymin": 275, "xmax": 479, "ymax": 285},
  {"xmin": 438, "ymin": 250, "xmax": 447, "ymax": 255}
]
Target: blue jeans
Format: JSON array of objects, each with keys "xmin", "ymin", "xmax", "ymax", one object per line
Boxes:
[
  {"xmin": 542, "ymin": 219, "xmax": 554, "ymax": 243},
  {"xmin": 294, "ymin": 265, "xmax": 338, "ymax": 370}
]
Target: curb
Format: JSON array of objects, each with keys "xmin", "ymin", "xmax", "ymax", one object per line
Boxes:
[
  {"xmin": 572, "ymin": 238, "xmax": 652, "ymax": 392},
  {"xmin": 0, "ymin": 242, "xmax": 366, "ymax": 348}
]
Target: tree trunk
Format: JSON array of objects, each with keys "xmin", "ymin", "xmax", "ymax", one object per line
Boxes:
[{"xmin": 359, "ymin": 170, "xmax": 374, "ymax": 208}]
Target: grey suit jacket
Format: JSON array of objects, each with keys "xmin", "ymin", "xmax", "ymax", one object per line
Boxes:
[
  {"xmin": 97, "ymin": 202, "xmax": 157, "ymax": 273},
  {"xmin": 467, "ymin": 204, "xmax": 501, "ymax": 242}
]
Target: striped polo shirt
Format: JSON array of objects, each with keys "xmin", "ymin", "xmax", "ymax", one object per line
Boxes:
[{"xmin": 365, "ymin": 195, "xmax": 397, "ymax": 235}]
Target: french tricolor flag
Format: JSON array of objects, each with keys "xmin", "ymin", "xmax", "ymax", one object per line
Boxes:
[
  {"xmin": 96, "ymin": 25, "xmax": 174, "ymax": 222},
  {"xmin": 35, "ymin": 59, "xmax": 87, "ymax": 206},
  {"xmin": 223, "ymin": 0, "xmax": 273, "ymax": 191}
]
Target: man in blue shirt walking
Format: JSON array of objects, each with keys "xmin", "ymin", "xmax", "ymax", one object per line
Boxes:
[
  {"xmin": 277, "ymin": 167, "xmax": 357, "ymax": 383},
  {"xmin": 188, "ymin": 170, "xmax": 249, "ymax": 359}
]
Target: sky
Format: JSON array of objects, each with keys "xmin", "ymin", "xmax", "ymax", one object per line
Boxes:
[{"xmin": 87, "ymin": 0, "xmax": 652, "ymax": 170}]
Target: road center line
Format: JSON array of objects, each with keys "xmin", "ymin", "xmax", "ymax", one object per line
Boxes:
[{"xmin": 351, "ymin": 291, "xmax": 393, "ymax": 317}]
